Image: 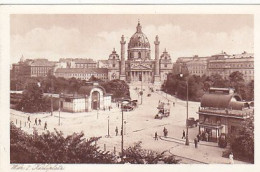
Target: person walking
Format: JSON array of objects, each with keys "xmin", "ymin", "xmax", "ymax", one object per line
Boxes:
[
  {"xmin": 194, "ymin": 138, "xmax": 198, "ymax": 148},
  {"xmin": 182, "ymin": 130, "xmax": 186, "ymax": 139},
  {"xmin": 115, "ymin": 126, "xmax": 118, "ymax": 136},
  {"xmin": 155, "ymin": 132, "xmax": 158, "ymax": 140},
  {"xmin": 205, "ymin": 132, "xmax": 209, "ymax": 142},
  {"xmin": 27, "ymin": 116, "xmax": 31, "ymax": 122},
  {"xmin": 163, "ymin": 127, "xmax": 166, "ymax": 137},
  {"xmin": 229, "ymin": 152, "xmax": 234, "ymax": 164},
  {"xmin": 38, "ymin": 119, "xmax": 41, "ymax": 125},
  {"xmin": 34, "ymin": 118, "xmax": 38, "ymax": 125},
  {"xmin": 44, "ymin": 121, "xmax": 47, "ymax": 130}
]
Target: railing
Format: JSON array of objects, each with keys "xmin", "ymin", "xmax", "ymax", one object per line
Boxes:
[
  {"xmin": 199, "ymin": 121, "xmax": 221, "ymax": 126},
  {"xmin": 198, "ymin": 108, "xmax": 253, "ymax": 118}
]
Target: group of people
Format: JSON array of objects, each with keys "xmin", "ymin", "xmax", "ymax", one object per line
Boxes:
[
  {"xmin": 115, "ymin": 126, "xmax": 123, "ymax": 136},
  {"xmin": 154, "ymin": 127, "xmax": 169, "ymax": 140},
  {"xmin": 27, "ymin": 116, "xmax": 47, "ymax": 130}
]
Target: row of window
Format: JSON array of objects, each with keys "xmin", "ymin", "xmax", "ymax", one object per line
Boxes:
[{"xmin": 209, "ymin": 63, "xmax": 253, "ymax": 68}]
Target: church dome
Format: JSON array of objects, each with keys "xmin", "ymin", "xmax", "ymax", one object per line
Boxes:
[{"xmin": 128, "ymin": 21, "xmax": 150, "ymax": 49}]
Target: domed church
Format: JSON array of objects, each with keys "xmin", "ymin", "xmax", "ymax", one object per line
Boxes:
[{"xmin": 107, "ymin": 21, "xmax": 173, "ymax": 84}]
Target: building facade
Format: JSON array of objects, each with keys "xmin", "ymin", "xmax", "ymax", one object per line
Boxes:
[
  {"xmin": 106, "ymin": 21, "xmax": 173, "ymax": 84},
  {"xmin": 11, "ymin": 57, "xmax": 55, "ymax": 78},
  {"xmin": 60, "ymin": 83, "xmax": 112, "ymax": 112},
  {"xmin": 208, "ymin": 51, "xmax": 254, "ymax": 83},
  {"xmin": 173, "ymin": 51, "xmax": 254, "ymax": 83}
]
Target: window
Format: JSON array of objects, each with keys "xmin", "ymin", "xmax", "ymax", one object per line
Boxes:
[
  {"xmin": 113, "ymin": 64, "xmax": 115, "ymax": 67},
  {"xmin": 138, "ymin": 52, "xmax": 141, "ymax": 59},
  {"xmin": 164, "ymin": 64, "xmax": 167, "ymax": 67}
]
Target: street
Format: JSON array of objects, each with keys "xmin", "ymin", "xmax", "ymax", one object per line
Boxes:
[{"xmin": 10, "ymin": 83, "xmax": 247, "ymax": 164}]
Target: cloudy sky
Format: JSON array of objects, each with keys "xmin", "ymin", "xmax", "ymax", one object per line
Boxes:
[{"xmin": 10, "ymin": 14, "xmax": 253, "ymax": 64}]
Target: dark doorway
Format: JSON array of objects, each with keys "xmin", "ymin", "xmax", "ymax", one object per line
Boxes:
[{"xmin": 91, "ymin": 91, "xmax": 100, "ymax": 110}]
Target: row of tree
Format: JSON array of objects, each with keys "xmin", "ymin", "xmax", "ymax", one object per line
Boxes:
[
  {"xmin": 162, "ymin": 71, "xmax": 254, "ymax": 101},
  {"xmin": 10, "ymin": 122, "xmax": 180, "ymax": 164}
]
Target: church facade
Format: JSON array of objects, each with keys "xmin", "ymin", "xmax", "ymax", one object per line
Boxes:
[{"xmin": 107, "ymin": 21, "xmax": 173, "ymax": 84}]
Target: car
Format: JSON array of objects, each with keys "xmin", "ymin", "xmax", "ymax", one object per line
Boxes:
[
  {"xmin": 186, "ymin": 117, "xmax": 199, "ymax": 127},
  {"xmin": 122, "ymin": 104, "xmax": 134, "ymax": 111}
]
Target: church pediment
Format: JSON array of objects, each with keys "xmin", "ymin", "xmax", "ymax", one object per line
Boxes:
[{"xmin": 130, "ymin": 63, "xmax": 152, "ymax": 70}]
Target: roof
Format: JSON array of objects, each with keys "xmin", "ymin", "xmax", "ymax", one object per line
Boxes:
[
  {"xmin": 128, "ymin": 22, "xmax": 150, "ymax": 49},
  {"xmin": 201, "ymin": 93, "xmax": 242, "ymax": 109},
  {"xmin": 78, "ymin": 85, "xmax": 106, "ymax": 95},
  {"xmin": 229, "ymin": 101, "xmax": 250, "ymax": 110},
  {"xmin": 25, "ymin": 59, "xmax": 56, "ymax": 67},
  {"xmin": 55, "ymin": 68, "xmax": 108, "ymax": 74},
  {"xmin": 59, "ymin": 58, "xmax": 96, "ymax": 63}
]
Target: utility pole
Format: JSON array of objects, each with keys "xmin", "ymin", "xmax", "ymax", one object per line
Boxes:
[{"xmin": 107, "ymin": 115, "xmax": 110, "ymax": 137}]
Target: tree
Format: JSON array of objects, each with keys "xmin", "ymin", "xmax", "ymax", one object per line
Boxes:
[
  {"xmin": 229, "ymin": 115, "xmax": 254, "ymax": 163},
  {"xmin": 123, "ymin": 142, "xmax": 180, "ymax": 164},
  {"xmin": 10, "ymin": 122, "xmax": 116, "ymax": 163},
  {"xmin": 101, "ymin": 79, "xmax": 130, "ymax": 99},
  {"xmin": 17, "ymin": 82, "xmax": 50, "ymax": 112}
]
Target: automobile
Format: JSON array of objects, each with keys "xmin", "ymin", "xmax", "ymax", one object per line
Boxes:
[
  {"xmin": 122, "ymin": 104, "xmax": 134, "ymax": 111},
  {"xmin": 154, "ymin": 102, "xmax": 170, "ymax": 119},
  {"xmin": 186, "ymin": 117, "xmax": 199, "ymax": 127}
]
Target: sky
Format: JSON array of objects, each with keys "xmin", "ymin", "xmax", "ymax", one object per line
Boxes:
[{"xmin": 10, "ymin": 14, "xmax": 254, "ymax": 64}]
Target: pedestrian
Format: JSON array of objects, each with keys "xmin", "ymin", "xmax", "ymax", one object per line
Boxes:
[
  {"xmin": 35, "ymin": 118, "xmax": 37, "ymax": 125},
  {"xmin": 182, "ymin": 130, "xmax": 186, "ymax": 139},
  {"xmin": 115, "ymin": 126, "xmax": 118, "ymax": 136},
  {"xmin": 194, "ymin": 138, "xmax": 198, "ymax": 148},
  {"xmin": 44, "ymin": 121, "xmax": 47, "ymax": 130},
  {"xmin": 163, "ymin": 127, "xmax": 166, "ymax": 137},
  {"xmin": 205, "ymin": 132, "xmax": 209, "ymax": 142},
  {"xmin": 38, "ymin": 119, "xmax": 41, "ymax": 125},
  {"xmin": 109, "ymin": 106, "xmax": 111, "ymax": 111},
  {"xmin": 28, "ymin": 116, "xmax": 30, "ymax": 122},
  {"xmin": 173, "ymin": 102, "xmax": 175, "ymax": 107},
  {"xmin": 197, "ymin": 133, "xmax": 200, "ymax": 142},
  {"xmin": 229, "ymin": 152, "xmax": 234, "ymax": 164},
  {"xmin": 155, "ymin": 132, "xmax": 158, "ymax": 140},
  {"xmin": 165, "ymin": 129, "xmax": 168, "ymax": 137}
]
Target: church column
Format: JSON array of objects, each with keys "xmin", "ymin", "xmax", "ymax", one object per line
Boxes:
[
  {"xmin": 120, "ymin": 35, "xmax": 126, "ymax": 81},
  {"xmin": 154, "ymin": 35, "xmax": 161, "ymax": 84}
]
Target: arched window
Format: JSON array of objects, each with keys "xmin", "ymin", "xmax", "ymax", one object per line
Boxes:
[{"xmin": 138, "ymin": 52, "xmax": 141, "ymax": 59}]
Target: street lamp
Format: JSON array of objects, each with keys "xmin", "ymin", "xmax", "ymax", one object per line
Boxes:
[
  {"xmin": 107, "ymin": 115, "xmax": 110, "ymax": 137},
  {"xmin": 180, "ymin": 73, "xmax": 189, "ymax": 146}
]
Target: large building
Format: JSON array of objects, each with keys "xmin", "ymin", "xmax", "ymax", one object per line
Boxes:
[
  {"xmin": 197, "ymin": 87, "xmax": 253, "ymax": 142},
  {"xmin": 173, "ymin": 51, "xmax": 254, "ymax": 83},
  {"xmin": 208, "ymin": 51, "xmax": 254, "ymax": 83},
  {"xmin": 105, "ymin": 21, "xmax": 173, "ymax": 84},
  {"xmin": 11, "ymin": 57, "xmax": 56, "ymax": 78}
]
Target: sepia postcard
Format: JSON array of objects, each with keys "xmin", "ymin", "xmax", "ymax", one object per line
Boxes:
[{"xmin": 0, "ymin": 4, "xmax": 260, "ymax": 172}]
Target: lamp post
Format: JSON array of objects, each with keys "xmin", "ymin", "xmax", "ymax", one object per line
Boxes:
[
  {"xmin": 107, "ymin": 115, "xmax": 110, "ymax": 137},
  {"xmin": 180, "ymin": 73, "xmax": 189, "ymax": 146},
  {"xmin": 50, "ymin": 76, "xmax": 53, "ymax": 116},
  {"xmin": 121, "ymin": 106, "xmax": 124, "ymax": 158}
]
